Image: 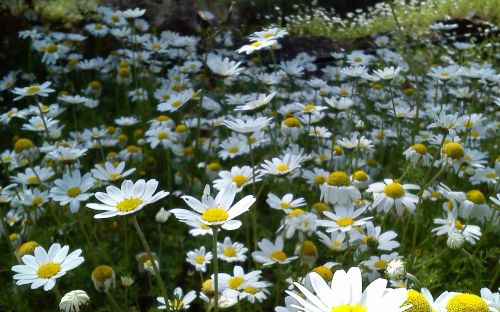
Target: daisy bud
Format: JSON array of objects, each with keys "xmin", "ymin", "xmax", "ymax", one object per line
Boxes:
[
  {"xmin": 155, "ymin": 207, "xmax": 171, "ymax": 223},
  {"xmin": 300, "ymin": 240, "xmax": 318, "ymax": 268},
  {"xmin": 355, "ymin": 120, "xmax": 365, "ymax": 131},
  {"xmin": 91, "ymin": 265, "xmax": 116, "ymax": 292},
  {"xmin": 121, "ymin": 275, "xmax": 135, "ymax": 287},
  {"xmin": 447, "ymin": 232, "xmax": 465, "ymax": 250},
  {"xmin": 385, "ymin": 258, "xmax": 406, "ymax": 280},
  {"xmin": 49, "ymin": 128, "xmax": 62, "ymax": 139},
  {"xmin": 60, "ymin": 290, "xmax": 90, "ymax": 312},
  {"xmin": 15, "ymin": 240, "xmax": 39, "ymax": 261}
]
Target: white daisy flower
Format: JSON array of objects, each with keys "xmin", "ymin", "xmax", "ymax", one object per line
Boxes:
[
  {"xmin": 171, "ymin": 183, "xmax": 255, "ymax": 230},
  {"xmin": 11, "ymin": 81, "xmax": 55, "ymax": 101},
  {"xmin": 235, "ymin": 92, "xmax": 277, "ymax": 111},
  {"xmin": 366, "ymin": 179, "xmax": 419, "ymax": 215},
  {"xmin": 49, "ymin": 169, "xmax": 94, "ymax": 213},
  {"xmin": 317, "ymin": 205, "xmax": 372, "ymax": 233},
  {"xmin": 186, "ymin": 246, "xmax": 212, "ymax": 272},
  {"xmin": 286, "ymin": 267, "xmax": 408, "ymax": 312},
  {"xmin": 317, "ymin": 230, "xmax": 348, "ymax": 252},
  {"xmin": 217, "ymin": 237, "xmax": 248, "ymax": 263},
  {"xmin": 91, "ymin": 161, "xmax": 136, "ymax": 182},
  {"xmin": 259, "ymin": 153, "xmax": 304, "ymax": 177},
  {"xmin": 213, "ymin": 165, "xmax": 261, "ymax": 192},
  {"xmin": 266, "ymin": 193, "xmax": 306, "ymax": 212},
  {"xmin": 12, "ymin": 243, "xmax": 84, "ymax": 291},
  {"xmin": 252, "ymin": 235, "xmax": 298, "ymax": 266},
  {"xmin": 320, "ymin": 171, "xmax": 362, "ymax": 205},
  {"xmin": 86, "ymin": 179, "xmax": 169, "ymax": 218},
  {"xmin": 157, "ymin": 287, "xmax": 196, "ymax": 310},
  {"xmin": 222, "ymin": 117, "xmax": 272, "ymax": 134},
  {"xmin": 206, "ymin": 53, "xmax": 244, "ymax": 77},
  {"xmin": 219, "ymin": 266, "xmax": 262, "ymax": 298}
]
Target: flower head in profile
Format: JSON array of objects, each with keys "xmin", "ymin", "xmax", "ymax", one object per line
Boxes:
[
  {"xmin": 60, "ymin": 290, "xmax": 90, "ymax": 312},
  {"xmin": 12, "ymin": 243, "xmax": 84, "ymax": 291},
  {"xmin": 86, "ymin": 179, "xmax": 169, "ymax": 218},
  {"xmin": 11, "ymin": 81, "xmax": 55, "ymax": 101},
  {"xmin": 171, "ymin": 183, "xmax": 255, "ymax": 230}
]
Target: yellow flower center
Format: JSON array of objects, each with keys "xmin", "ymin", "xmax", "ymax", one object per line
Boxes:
[
  {"xmin": 152, "ymin": 43, "xmax": 161, "ymax": 50},
  {"xmin": 243, "ymin": 286, "xmax": 257, "ymax": 294},
  {"xmin": 384, "ymin": 183, "xmax": 405, "ymax": 198},
  {"xmin": 412, "ymin": 143, "xmax": 427, "ymax": 155},
  {"xmin": 276, "ymin": 164, "xmax": 289, "ymax": 172},
  {"xmin": 283, "ymin": 117, "xmax": 302, "ymax": 128},
  {"xmin": 223, "ymin": 247, "xmax": 237, "ymax": 257},
  {"xmin": 32, "ymin": 196, "xmax": 43, "ymax": 205},
  {"xmin": 304, "ymin": 104, "xmax": 315, "ymax": 111},
  {"xmin": 331, "ymin": 304, "xmax": 367, "ymax": 312},
  {"xmin": 270, "ymin": 250, "xmax": 287, "ymax": 262},
  {"xmin": 157, "ymin": 132, "xmax": 169, "ymax": 140},
  {"xmin": 442, "ymin": 142, "xmax": 464, "ymax": 159},
  {"xmin": 339, "ymin": 89, "xmax": 349, "ymax": 96},
  {"xmin": 401, "ymin": 290, "xmax": 431, "ymax": 312},
  {"xmin": 175, "ymin": 124, "xmax": 188, "ymax": 133},
  {"xmin": 46, "ymin": 44, "xmax": 58, "ymax": 53},
  {"xmin": 288, "ymin": 208, "xmax": 305, "ymax": 218},
  {"xmin": 455, "ymin": 220, "xmax": 463, "ymax": 230},
  {"xmin": 228, "ymin": 146, "xmax": 239, "ymax": 153},
  {"xmin": 333, "ymin": 145, "xmax": 344, "ymax": 155},
  {"xmin": 336, "ymin": 217, "xmax": 353, "ymax": 227},
  {"xmin": 67, "ymin": 187, "xmax": 82, "ymax": 197},
  {"xmin": 251, "ymin": 41, "xmax": 262, "ymax": 47},
  {"xmin": 466, "ymin": 190, "xmax": 485, "ymax": 205},
  {"xmin": 280, "ymin": 202, "xmax": 291, "ymax": 209},
  {"xmin": 14, "ymin": 138, "xmax": 35, "ymax": 153},
  {"xmin": 314, "ymin": 175, "xmax": 326, "ymax": 184},
  {"xmin": 207, "ymin": 162, "xmax": 221, "ymax": 171},
  {"xmin": 92, "ymin": 265, "xmax": 114, "ymax": 282},
  {"xmin": 353, "ymin": 57, "xmax": 363, "ymax": 62},
  {"xmin": 171, "ymin": 100, "xmax": 182, "ymax": 108},
  {"xmin": 485, "ymin": 172, "xmax": 496, "ymax": 179},
  {"xmin": 228, "ymin": 276, "xmax": 245, "ymax": 289},
  {"xmin": 172, "ymin": 299, "xmax": 184, "ymax": 309},
  {"xmin": 232, "ymin": 175, "xmax": 248, "ymax": 187},
  {"xmin": 27, "ymin": 176, "xmax": 39, "ymax": 184},
  {"xmin": 301, "ymin": 240, "xmax": 317, "ymax": 256},
  {"xmin": 327, "ymin": 171, "xmax": 350, "ymax": 186},
  {"xmin": 202, "ymin": 279, "xmax": 213, "ymax": 296},
  {"xmin": 201, "ymin": 207, "xmax": 228, "ymax": 223},
  {"xmin": 94, "ymin": 23, "xmax": 103, "ymax": 30},
  {"xmin": 37, "ymin": 262, "xmax": 61, "ymax": 279},
  {"xmin": 109, "ymin": 173, "xmax": 122, "ymax": 180},
  {"xmin": 16, "ymin": 241, "xmax": 39, "ymax": 258},
  {"xmin": 195, "ymin": 255, "xmax": 205, "ymax": 264},
  {"xmin": 118, "ymin": 68, "xmax": 130, "ymax": 77},
  {"xmin": 312, "ymin": 266, "xmax": 333, "ymax": 281},
  {"xmin": 374, "ymin": 260, "xmax": 388, "ymax": 269},
  {"xmin": 116, "ymin": 198, "xmax": 142, "ymax": 212},
  {"xmin": 126, "ymin": 145, "xmax": 140, "ymax": 153},
  {"xmin": 446, "ymin": 293, "xmax": 488, "ymax": 312},
  {"xmin": 353, "ymin": 170, "xmax": 368, "ymax": 181},
  {"xmin": 156, "ymin": 115, "xmax": 170, "ymax": 121}
]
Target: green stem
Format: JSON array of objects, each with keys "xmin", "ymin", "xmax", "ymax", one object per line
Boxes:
[
  {"xmin": 212, "ymin": 226, "xmax": 219, "ymax": 312},
  {"xmin": 105, "ymin": 291, "xmax": 121, "ymax": 312},
  {"xmin": 130, "ymin": 215, "xmax": 171, "ymax": 312}
]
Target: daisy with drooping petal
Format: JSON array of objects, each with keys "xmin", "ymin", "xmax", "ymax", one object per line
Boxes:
[
  {"xmin": 286, "ymin": 267, "xmax": 408, "ymax": 312},
  {"xmin": 320, "ymin": 171, "xmax": 362, "ymax": 205},
  {"xmin": 86, "ymin": 179, "xmax": 169, "ymax": 219},
  {"xmin": 235, "ymin": 92, "xmax": 277, "ymax": 110},
  {"xmin": 366, "ymin": 179, "xmax": 419, "ymax": 215},
  {"xmin": 171, "ymin": 183, "xmax": 255, "ymax": 231},
  {"xmin": 12, "ymin": 243, "xmax": 84, "ymax": 291}
]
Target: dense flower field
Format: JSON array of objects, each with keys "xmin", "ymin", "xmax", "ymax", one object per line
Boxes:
[{"xmin": 0, "ymin": 4, "xmax": 499, "ymax": 312}]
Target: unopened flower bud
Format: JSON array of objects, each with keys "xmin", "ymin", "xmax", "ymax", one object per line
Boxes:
[
  {"xmin": 60, "ymin": 290, "xmax": 90, "ymax": 312},
  {"xmin": 447, "ymin": 232, "xmax": 465, "ymax": 250},
  {"xmin": 155, "ymin": 207, "xmax": 171, "ymax": 223},
  {"xmin": 385, "ymin": 258, "xmax": 406, "ymax": 280}
]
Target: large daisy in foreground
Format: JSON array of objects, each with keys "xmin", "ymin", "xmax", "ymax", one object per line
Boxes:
[
  {"xmin": 171, "ymin": 183, "xmax": 255, "ymax": 230},
  {"xmin": 86, "ymin": 179, "xmax": 169, "ymax": 219},
  {"xmin": 12, "ymin": 243, "xmax": 84, "ymax": 291},
  {"xmin": 286, "ymin": 267, "xmax": 409, "ymax": 312}
]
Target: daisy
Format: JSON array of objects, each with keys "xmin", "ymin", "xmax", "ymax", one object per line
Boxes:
[
  {"xmin": 12, "ymin": 243, "xmax": 84, "ymax": 291},
  {"xmin": 222, "ymin": 117, "xmax": 272, "ymax": 134},
  {"xmin": 11, "ymin": 166, "xmax": 55, "ymax": 186},
  {"xmin": 206, "ymin": 53, "xmax": 244, "ymax": 77},
  {"xmin": 145, "ymin": 127, "xmax": 177, "ymax": 149},
  {"xmin": 219, "ymin": 266, "xmax": 262, "ymax": 298},
  {"xmin": 50, "ymin": 170, "xmax": 94, "ymax": 213},
  {"xmin": 320, "ymin": 171, "xmax": 362, "ymax": 205},
  {"xmin": 317, "ymin": 205, "xmax": 372, "ymax": 233},
  {"xmin": 351, "ymin": 222, "xmax": 400, "ymax": 251},
  {"xmin": 366, "ymin": 179, "xmax": 419, "ymax": 215},
  {"xmin": 362, "ymin": 252, "xmax": 400, "ymax": 273},
  {"xmin": 249, "ymin": 27, "xmax": 288, "ymax": 41},
  {"xmin": 252, "ymin": 235, "xmax": 298, "ymax": 266},
  {"xmin": 281, "ymin": 117, "xmax": 304, "ymax": 141},
  {"xmin": 236, "ymin": 39, "xmax": 277, "ymax": 54},
  {"xmin": 266, "ymin": 193, "xmax": 306, "ymax": 212},
  {"xmin": 403, "ymin": 143, "xmax": 433, "ymax": 166},
  {"xmin": 115, "ymin": 116, "xmax": 140, "ymax": 126},
  {"xmin": 171, "ymin": 183, "xmax": 255, "ymax": 230},
  {"xmin": 157, "ymin": 287, "xmax": 196, "ymax": 310},
  {"xmin": 317, "ymin": 230, "xmax": 348, "ymax": 252},
  {"xmin": 259, "ymin": 153, "xmax": 304, "ymax": 177},
  {"xmin": 235, "ymin": 92, "xmax": 277, "ymax": 111},
  {"xmin": 91, "ymin": 161, "xmax": 136, "ymax": 182},
  {"xmin": 286, "ymin": 267, "xmax": 408, "ymax": 312},
  {"xmin": 157, "ymin": 90, "xmax": 193, "ymax": 112},
  {"xmin": 59, "ymin": 290, "xmax": 90, "ymax": 312},
  {"xmin": 213, "ymin": 166, "xmax": 261, "ymax": 191},
  {"xmin": 186, "ymin": 246, "xmax": 212, "ymax": 272},
  {"xmin": 86, "ymin": 179, "xmax": 169, "ymax": 219},
  {"xmin": 215, "ymin": 236, "xmax": 248, "ymax": 264},
  {"xmin": 432, "ymin": 209, "xmax": 482, "ymax": 244},
  {"xmin": 46, "ymin": 147, "xmax": 88, "ymax": 164},
  {"xmin": 11, "ymin": 81, "xmax": 55, "ymax": 101},
  {"xmin": 459, "ymin": 189, "xmax": 492, "ymax": 222},
  {"xmin": 302, "ymin": 168, "xmax": 330, "ymax": 186},
  {"xmin": 372, "ymin": 66, "xmax": 402, "ymax": 80}
]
